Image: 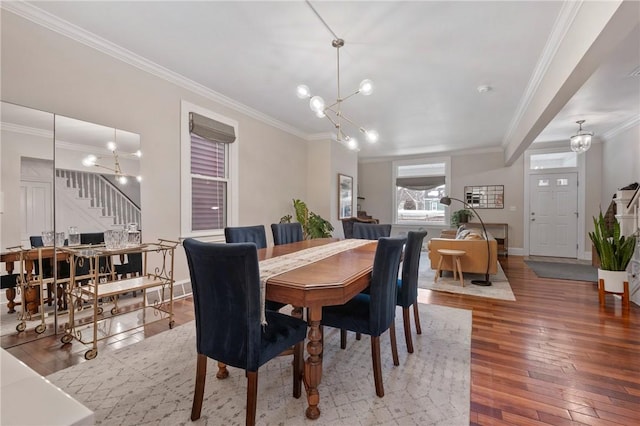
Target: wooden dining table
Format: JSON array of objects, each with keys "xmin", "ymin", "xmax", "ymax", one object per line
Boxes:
[{"xmin": 257, "ymin": 238, "xmax": 378, "ymax": 420}]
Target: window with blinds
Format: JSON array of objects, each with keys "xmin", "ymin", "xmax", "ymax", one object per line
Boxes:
[
  {"xmin": 190, "ymin": 134, "xmax": 227, "ymax": 231},
  {"xmin": 181, "ymin": 101, "xmax": 237, "ymax": 238},
  {"xmin": 393, "ymin": 158, "xmax": 450, "ymax": 225}
]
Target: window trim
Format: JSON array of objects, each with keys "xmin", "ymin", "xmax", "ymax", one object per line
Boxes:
[
  {"xmin": 391, "ymin": 156, "xmax": 451, "ymax": 226},
  {"xmin": 180, "ymin": 100, "xmax": 238, "ymax": 239}
]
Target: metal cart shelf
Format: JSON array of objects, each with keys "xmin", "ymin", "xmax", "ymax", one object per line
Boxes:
[{"xmin": 60, "ymin": 240, "xmax": 178, "ymax": 360}]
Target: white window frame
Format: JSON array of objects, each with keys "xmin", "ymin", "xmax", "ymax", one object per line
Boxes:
[
  {"xmin": 391, "ymin": 156, "xmax": 451, "ymax": 226},
  {"xmin": 180, "ymin": 100, "xmax": 239, "ymax": 239}
]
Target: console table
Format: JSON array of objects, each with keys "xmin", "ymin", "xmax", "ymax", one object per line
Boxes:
[{"xmin": 470, "ymin": 222, "xmax": 508, "ymax": 257}]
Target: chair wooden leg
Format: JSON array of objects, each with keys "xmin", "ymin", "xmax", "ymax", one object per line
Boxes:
[
  {"xmin": 191, "ymin": 353, "xmax": 207, "ymax": 421},
  {"xmin": 598, "ymin": 279, "xmax": 605, "ymax": 307},
  {"xmin": 434, "ymin": 256, "xmax": 444, "ymax": 283},
  {"xmin": 340, "ymin": 329, "xmax": 347, "ymax": 349},
  {"xmin": 389, "ymin": 324, "xmax": 399, "ymax": 366},
  {"xmin": 246, "ymin": 371, "xmax": 258, "ymax": 426},
  {"xmin": 402, "ymin": 307, "xmax": 414, "ymax": 353},
  {"xmin": 292, "ymin": 340, "xmax": 303, "ymax": 398},
  {"xmin": 413, "ymin": 303, "xmax": 422, "ymax": 335},
  {"xmin": 371, "ymin": 336, "xmax": 384, "ymax": 397},
  {"xmin": 216, "ymin": 361, "xmax": 229, "ymax": 379}
]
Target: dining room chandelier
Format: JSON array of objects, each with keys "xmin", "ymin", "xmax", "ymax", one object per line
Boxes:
[
  {"xmin": 569, "ymin": 120, "xmax": 592, "ymax": 153},
  {"xmin": 82, "ymin": 141, "xmax": 142, "ymax": 185},
  {"xmin": 296, "ymin": 2, "xmax": 378, "ymax": 151}
]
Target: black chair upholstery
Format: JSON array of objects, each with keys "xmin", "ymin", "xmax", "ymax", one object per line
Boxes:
[
  {"xmin": 352, "ymin": 223, "xmax": 392, "ymax": 240},
  {"xmin": 321, "ymin": 237, "xmax": 405, "ymax": 397},
  {"xmin": 225, "ymin": 225, "xmax": 283, "ymax": 312},
  {"xmin": 1, "ymin": 273, "xmax": 20, "ymax": 290},
  {"xmin": 341, "ymin": 217, "xmax": 379, "ymax": 239},
  {"xmin": 396, "ymin": 230, "xmax": 427, "ymax": 353},
  {"xmin": 271, "ymin": 223, "xmax": 303, "ymax": 246},
  {"xmin": 80, "ymin": 232, "xmax": 104, "ymax": 245},
  {"xmin": 183, "ymin": 239, "xmax": 307, "ymax": 425},
  {"xmin": 224, "ymin": 225, "xmax": 267, "ymax": 249}
]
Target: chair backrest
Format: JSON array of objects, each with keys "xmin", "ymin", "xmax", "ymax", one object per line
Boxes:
[
  {"xmin": 397, "ymin": 230, "xmax": 428, "ymax": 308},
  {"xmin": 30, "ymin": 236, "xmax": 43, "ymax": 247},
  {"xmin": 224, "ymin": 225, "xmax": 267, "ymax": 249},
  {"xmin": 271, "ymin": 223, "xmax": 303, "ymax": 246},
  {"xmin": 80, "ymin": 232, "xmax": 105, "ymax": 245},
  {"xmin": 183, "ymin": 238, "xmax": 263, "ymax": 371},
  {"xmin": 368, "ymin": 237, "xmax": 405, "ymax": 335},
  {"xmin": 353, "ymin": 223, "xmax": 392, "ymax": 240}
]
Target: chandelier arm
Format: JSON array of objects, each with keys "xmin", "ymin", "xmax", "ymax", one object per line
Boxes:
[
  {"xmin": 339, "ymin": 90, "xmax": 360, "ymax": 103},
  {"xmin": 323, "ymin": 113, "xmax": 339, "ymax": 128},
  {"xmin": 338, "ymin": 113, "xmax": 366, "ymax": 132}
]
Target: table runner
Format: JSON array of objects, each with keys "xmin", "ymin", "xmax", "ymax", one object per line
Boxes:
[{"xmin": 258, "ymin": 239, "xmax": 373, "ymax": 324}]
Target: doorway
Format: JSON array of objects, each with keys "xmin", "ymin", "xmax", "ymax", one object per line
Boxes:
[{"xmin": 529, "ymin": 172, "xmax": 578, "ymax": 258}]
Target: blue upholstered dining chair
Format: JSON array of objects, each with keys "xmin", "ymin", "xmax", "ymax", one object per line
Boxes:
[
  {"xmin": 183, "ymin": 239, "xmax": 307, "ymax": 426},
  {"xmin": 352, "ymin": 222, "xmax": 392, "ymax": 240},
  {"xmin": 396, "ymin": 230, "xmax": 427, "ymax": 353},
  {"xmin": 321, "ymin": 236, "xmax": 405, "ymax": 397},
  {"xmin": 224, "ymin": 225, "xmax": 267, "ymax": 249},
  {"xmin": 271, "ymin": 222, "xmax": 303, "ymax": 245},
  {"xmin": 224, "ymin": 225, "xmax": 284, "ymax": 312}
]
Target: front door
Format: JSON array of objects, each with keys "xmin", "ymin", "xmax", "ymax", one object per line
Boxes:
[{"xmin": 529, "ymin": 172, "xmax": 578, "ymax": 258}]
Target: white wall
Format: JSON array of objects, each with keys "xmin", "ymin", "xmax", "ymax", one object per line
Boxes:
[
  {"xmin": 602, "ymin": 123, "xmax": 640, "ymax": 209},
  {"xmin": 1, "ymin": 11, "xmax": 309, "ymax": 284}
]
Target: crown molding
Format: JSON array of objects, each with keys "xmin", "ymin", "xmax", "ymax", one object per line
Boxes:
[
  {"xmin": 2, "ymin": 2, "xmax": 308, "ymax": 140},
  {"xmin": 601, "ymin": 115, "xmax": 640, "ymax": 140},
  {"xmin": 307, "ymin": 132, "xmax": 335, "ymax": 141},
  {"xmin": 1, "ymin": 122, "xmax": 53, "ymax": 139},
  {"xmin": 502, "ymin": 0, "xmax": 583, "ymax": 146}
]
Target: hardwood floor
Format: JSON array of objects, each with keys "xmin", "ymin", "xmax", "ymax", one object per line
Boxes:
[{"xmin": 2, "ymin": 256, "xmax": 639, "ymax": 424}]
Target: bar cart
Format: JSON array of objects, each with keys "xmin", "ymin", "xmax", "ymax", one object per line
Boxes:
[{"xmin": 60, "ymin": 239, "xmax": 178, "ymax": 360}]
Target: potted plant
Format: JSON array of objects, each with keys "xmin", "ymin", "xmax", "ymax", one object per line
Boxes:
[
  {"xmin": 588, "ymin": 212, "xmax": 636, "ymax": 293},
  {"xmin": 280, "ymin": 199, "xmax": 333, "ymax": 239},
  {"xmin": 451, "ymin": 209, "xmax": 475, "ymax": 228}
]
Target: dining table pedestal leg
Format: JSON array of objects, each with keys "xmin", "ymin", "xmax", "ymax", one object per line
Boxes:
[{"xmin": 304, "ymin": 306, "xmax": 323, "ymax": 419}]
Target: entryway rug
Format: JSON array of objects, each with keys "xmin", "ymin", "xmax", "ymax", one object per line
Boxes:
[
  {"xmin": 419, "ymin": 253, "xmax": 516, "ymax": 301},
  {"xmin": 47, "ymin": 304, "xmax": 471, "ymax": 425},
  {"xmin": 525, "ymin": 260, "xmax": 597, "ymax": 282}
]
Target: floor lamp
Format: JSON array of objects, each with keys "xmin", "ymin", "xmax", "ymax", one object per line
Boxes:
[{"xmin": 439, "ymin": 196, "xmax": 492, "ymax": 286}]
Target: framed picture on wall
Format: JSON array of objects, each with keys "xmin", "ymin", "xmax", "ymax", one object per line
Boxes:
[{"xmin": 338, "ymin": 173, "xmax": 353, "ymax": 219}]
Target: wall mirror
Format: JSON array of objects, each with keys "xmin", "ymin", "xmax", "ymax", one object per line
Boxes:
[
  {"xmin": 0, "ymin": 101, "xmax": 142, "ymax": 343},
  {"xmin": 338, "ymin": 173, "xmax": 353, "ymax": 219},
  {"xmin": 464, "ymin": 185, "xmax": 504, "ymax": 209}
]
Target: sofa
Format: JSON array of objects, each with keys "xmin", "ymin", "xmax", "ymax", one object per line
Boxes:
[{"xmin": 428, "ymin": 226, "xmax": 498, "ymax": 275}]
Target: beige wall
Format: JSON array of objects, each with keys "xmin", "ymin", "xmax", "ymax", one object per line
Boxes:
[
  {"xmin": 359, "ymin": 152, "xmax": 526, "ymax": 252},
  {"xmin": 1, "ymin": 11, "xmax": 309, "ymax": 283},
  {"xmin": 451, "ymin": 153, "xmax": 525, "ymax": 249}
]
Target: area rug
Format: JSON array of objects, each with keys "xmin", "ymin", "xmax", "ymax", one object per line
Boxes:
[
  {"xmin": 524, "ymin": 260, "xmax": 597, "ymax": 282},
  {"xmin": 47, "ymin": 304, "xmax": 471, "ymax": 425},
  {"xmin": 419, "ymin": 253, "xmax": 515, "ymax": 301}
]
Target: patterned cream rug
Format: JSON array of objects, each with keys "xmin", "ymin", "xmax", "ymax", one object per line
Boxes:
[
  {"xmin": 47, "ymin": 304, "xmax": 471, "ymax": 425},
  {"xmin": 419, "ymin": 253, "xmax": 516, "ymax": 301}
]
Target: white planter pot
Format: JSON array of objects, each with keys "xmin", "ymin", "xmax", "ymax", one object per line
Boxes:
[{"xmin": 597, "ymin": 269, "xmax": 628, "ymax": 293}]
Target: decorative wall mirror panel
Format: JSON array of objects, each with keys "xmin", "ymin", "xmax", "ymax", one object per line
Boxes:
[
  {"xmin": 0, "ymin": 101, "xmax": 142, "ymax": 343},
  {"xmin": 464, "ymin": 185, "xmax": 504, "ymax": 209}
]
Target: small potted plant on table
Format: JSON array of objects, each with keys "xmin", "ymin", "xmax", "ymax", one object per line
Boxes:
[{"xmin": 451, "ymin": 209, "xmax": 475, "ymax": 228}]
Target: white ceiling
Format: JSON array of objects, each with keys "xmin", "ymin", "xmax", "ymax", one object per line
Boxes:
[{"xmin": 14, "ymin": 1, "xmax": 640, "ymax": 159}]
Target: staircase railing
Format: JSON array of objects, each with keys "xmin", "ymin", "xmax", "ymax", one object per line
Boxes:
[{"xmin": 55, "ymin": 169, "xmax": 141, "ymax": 227}]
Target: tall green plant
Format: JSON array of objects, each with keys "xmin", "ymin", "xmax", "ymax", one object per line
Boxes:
[
  {"xmin": 279, "ymin": 199, "xmax": 333, "ymax": 239},
  {"xmin": 588, "ymin": 212, "xmax": 636, "ymax": 271}
]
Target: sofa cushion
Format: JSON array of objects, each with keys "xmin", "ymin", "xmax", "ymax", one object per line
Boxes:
[{"xmin": 456, "ymin": 228, "xmax": 484, "ymax": 240}]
